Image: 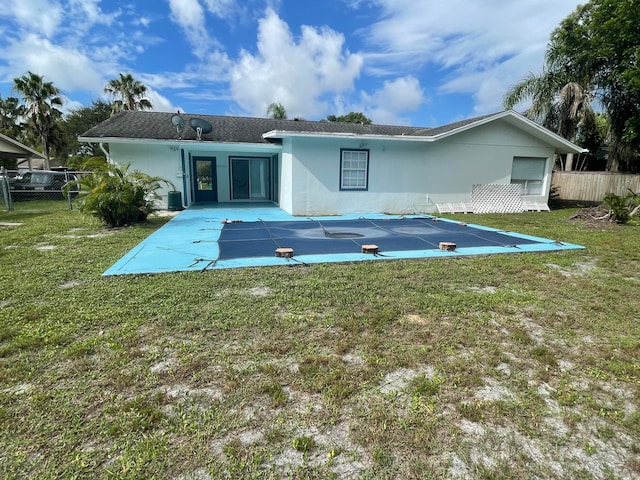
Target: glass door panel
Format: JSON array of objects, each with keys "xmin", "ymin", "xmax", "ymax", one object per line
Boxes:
[
  {"xmin": 231, "ymin": 157, "xmax": 269, "ymax": 200},
  {"xmin": 193, "ymin": 156, "xmax": 217, "ymax": 202}
]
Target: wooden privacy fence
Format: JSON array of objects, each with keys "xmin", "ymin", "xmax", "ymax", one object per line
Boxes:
[{"xmin": 552, "ymin": 171, "xmax": 640, "ymax": 203}]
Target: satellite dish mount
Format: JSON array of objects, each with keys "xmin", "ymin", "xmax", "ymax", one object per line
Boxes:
[
  {"xmin": 189, "ymin": 117, "xmax": 213, "ymax": 141},
  {"xmin": 171, "ymin": 114, "xmax": 185, "ymax": 139}
]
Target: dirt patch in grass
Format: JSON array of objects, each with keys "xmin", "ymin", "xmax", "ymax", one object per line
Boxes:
[
  {"xmin": 1, "ymin": 207, "xmax": 638, "ymax": 479},
  {"xmin": 247, "ymin": 286, "xmax": 273, "ymax": 297}
]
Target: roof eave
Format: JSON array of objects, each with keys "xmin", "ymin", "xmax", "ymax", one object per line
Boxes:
[
  {"xmin": 0, "ymin": 132, "xmax": 46, "ymax": 159},
  {"xmin": 500, "ymin": 111, "xmax": 587, "ymax": 154},
  {"xmin": 262, "ymin": 130, "xmax": 435, "ymax": 142},
  {"xmin": 426, "ymin": 110, "xmax": 587, "ymax": 154},
  {"xmin": 78, "ymin": 136, "xmax": 282, "ymax": 151},
  {"xmin": 78, "ymin": 137, "xmax": 176, "ymax": 144}
]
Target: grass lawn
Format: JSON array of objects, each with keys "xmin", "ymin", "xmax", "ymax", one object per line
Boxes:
[{"xmin": 0, "ymin": 201, "xmax": 638, "ymax": 479}]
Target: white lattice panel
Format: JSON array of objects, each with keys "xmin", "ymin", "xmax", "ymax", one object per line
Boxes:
[{"xmin": 472, "ymin": 184, "xmax": 525, "ymax": 213}]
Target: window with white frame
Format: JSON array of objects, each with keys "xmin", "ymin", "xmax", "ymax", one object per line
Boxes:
[
  {"xmin": 511, "ymin": 157, "xmax": 546, "ymax": 195},
  {"xmin": 340, "ymin": 149, "xmax": 369, "ymax": 190}
]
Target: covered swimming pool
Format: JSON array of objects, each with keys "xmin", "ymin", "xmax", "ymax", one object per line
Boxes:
[{"xmin": 103, "ymin": 204, "xmax": 584, "ymax": 275}]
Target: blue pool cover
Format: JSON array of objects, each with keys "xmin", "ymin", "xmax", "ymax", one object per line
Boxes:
[
  {"xmin": 103, "ymin": 205, "xmax": 584, "ymax": 275},
  {"xmin": 217, "ymin": 217, "xmax": 544, "ymax": 260}
]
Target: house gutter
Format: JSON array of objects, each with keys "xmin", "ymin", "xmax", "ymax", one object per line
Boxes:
[
  {"xmin": 262, "ymin": 130, "xmax": 439, "ymax": 143},
  {"xmin": 79, "ymin": 136, "xmax": 281, "ymax": 153}
]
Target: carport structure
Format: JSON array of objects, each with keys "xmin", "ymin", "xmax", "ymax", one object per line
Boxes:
[{"xmin": 0, "ymin": 133, "xmax": 46, "ymax": 170}]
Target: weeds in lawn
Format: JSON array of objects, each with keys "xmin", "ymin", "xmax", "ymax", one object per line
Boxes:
[{"xmin": 0, "ymin": 204, "xmax": 638, "ymax": 478}]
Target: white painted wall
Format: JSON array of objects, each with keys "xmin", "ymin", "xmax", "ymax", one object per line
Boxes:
[
  {"xmin": 109, "ymin": 142, "xmax": 280, "ymax": 207},
  {"xmin": 278, "ymin": 141, "xmax": 294, "ymax": 214},
  {"xmin": 284, "ymin": 120, "xmax": 555, "ymax": 216},
  {"xmin": 109, "ymin": 142, "xmax": 182, "ymax": 206},
  {"xmin": 180, "ymin": 145, "xmax": 280, "ymax": 204},
  {"xmin": 108, "ymin": 118, "xmax": 556, "ymax": 214}
]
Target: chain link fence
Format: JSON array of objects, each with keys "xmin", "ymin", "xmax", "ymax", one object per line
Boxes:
[{"xmin": 1, "ymin": 168, "xmax": 88, "ymax": 211}]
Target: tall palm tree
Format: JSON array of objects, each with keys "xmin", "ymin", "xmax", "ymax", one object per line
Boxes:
[
  {"xmin": 12, "ymin": 72, "xmax": 63, "ymax": 170},
  {"xmin": 104, "ymin": 73, "xmax": 153, "ymax": 115},
  {"xmin": 266, "ymin": 102, "xmax": 287, "ymax": 120},
  {"xmin": 503, "ymin": 68, "xmax": 594, "ymax": 171}
]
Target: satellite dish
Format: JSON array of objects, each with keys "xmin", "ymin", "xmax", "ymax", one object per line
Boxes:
[
  {"xmin": 171, "ymin": 114, "xmax": 185, "ymax": 129},
  {"xmin": 189, "ymin": 117, "xmax": 213, "ymax": 134},
  {"xmin": 171, "ymin": 114, "xmax": 185, "ymax": 138}
]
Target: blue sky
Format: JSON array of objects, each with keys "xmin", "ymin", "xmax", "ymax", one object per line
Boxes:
[{"xmin": 0, "ymin": 0, "xmax": 583, "ymax": 127}]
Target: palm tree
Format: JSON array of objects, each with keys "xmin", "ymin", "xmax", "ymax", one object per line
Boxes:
[
  {"xmin": 104, "ymin": 73, "xmax": 153, "ymax": 115},
  {"xmin": 266, "ymin": 102, "xmax": 287, "ymax": 120},
  {"xmin": 503, "ymin": 68, "xmax": 595, "ymax": 171},
  {"xmin": 12, "ymin": 72, "xmax": 63, "ymax": 170}
]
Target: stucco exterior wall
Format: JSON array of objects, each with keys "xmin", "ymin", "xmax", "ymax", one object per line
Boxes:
[
  {"xmin": 107, "ymin": 118, "xmax": 557, "ymax": 215},
  {"xmin": 285, "ymin": 120, "xmax": 555, "ymax": 216},
  {"xmin": 109, "ymin": 143, "xmax": 181, "ymax": 206},
  {"xmin": 180, "ymin": 145, "xmax": 280, "ymax": 204},
  {"xmin": 109, "ymin": 143, "xmax": 279, "ymax": 206},
  {"xmin": 278, "ymin": 141, "xmax": 294, "ymax": 214}
]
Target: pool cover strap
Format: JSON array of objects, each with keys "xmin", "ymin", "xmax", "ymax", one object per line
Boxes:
[{"xmin": 216, "ymin": 217, "xmax": 540, "ymax": 261}]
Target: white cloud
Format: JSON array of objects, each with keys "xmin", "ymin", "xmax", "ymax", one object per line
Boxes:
[
  {"xmin": 229, "ymin": 9, "xmax": 363, "ymax": 118},
  {"xmin": 362, "ymin": 76, "xmax": 426, "ymax": 124},
  {"xmin": 68, "ymin": 0, "xmax": 117, "ymax": 26},
  {"xmin": 60, "ymin": 96, "xmax": 85, "ymax": 115},
  {"xmin": 202, "ymin": 0, "xmax": 236, "ymax": 18},
  {"xmin": 0, "ymin": 0, "xmax": 586, "ymax": 125},
  {"xmin": 0, "ymin": 0, "xmax": 63, "ymax": 38},
  {"xmin": 168, "ymin": 0, "xmax": 220, "ymax": 58},
  {"xmin": 146, "ymin": 88, "xmax": 181, "ymax": 113},
  {"xmin": 0, "ymin": 34, "xmax": 103, "ymax": 94},
  {"xmin": 134, "ymin": 17, "xmax": 152, "ymax": 28},
  {"xmin": 363, "ymin": 0, "xmax": 583, "ymax": 116},
  {"xmin": 168, "ymin": 0, "xmax": 206, "ymax": 29},
  {"xmin": 375, "ymin": 76, "xmax": 424, "ymax": 112}
]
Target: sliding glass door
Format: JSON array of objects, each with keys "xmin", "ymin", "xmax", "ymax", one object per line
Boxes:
[{"xmin": 231, "ymin": 157, "xmax": 270, "ymax": 200}]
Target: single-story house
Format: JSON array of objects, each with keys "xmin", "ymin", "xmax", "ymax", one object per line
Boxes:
[
  {"xmin": 78, "ymin": 110, "xmax": 585, "ymax": 216},
  {"xmin": 0, "ymin": 133, "xmax": 46, "ymax": 170}
]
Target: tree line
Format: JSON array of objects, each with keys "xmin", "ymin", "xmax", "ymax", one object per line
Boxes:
[
  {"xmin": 0, "ymin": 72, "xmax": 153, "ymax": 170},
  {"xmin": 503, "ymin": 0, "xmax": 639, "ymax": 173},
  {"xmin": 266, "ymin": 102, "xmax": 372, "ymax": 124},
  {"xmin": 2, "ymin": 0, "xmax": 638, "ymax": 173}
]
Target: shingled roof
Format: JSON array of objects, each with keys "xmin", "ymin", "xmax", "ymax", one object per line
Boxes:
[{"xmin": 79, "ymin": 111, "xmax": 503, "ymax": 144}]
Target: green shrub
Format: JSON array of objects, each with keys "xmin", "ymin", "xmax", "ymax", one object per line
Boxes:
[
  {"xmin": 602, "ymin": 189, "xmax": 640, "ymax": 224},
  {"xmin": 66, "ymin": 155, "xmax": 109, "ymax": 172},
  {"xmin": 69, "ymin": 163, "xmax": 173, "ymax": 227}
]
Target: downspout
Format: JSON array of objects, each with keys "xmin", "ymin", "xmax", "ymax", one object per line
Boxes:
[{"xmin": 100, "ymin": 143, "xmax": 112, "ymax": 164}]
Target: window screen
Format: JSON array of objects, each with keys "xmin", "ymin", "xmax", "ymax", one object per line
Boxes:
[{"xmin": 511, "ymin": 157, "xmax": 546, "ymax": 195}]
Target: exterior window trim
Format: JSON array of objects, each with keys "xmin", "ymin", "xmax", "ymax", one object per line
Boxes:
[{"xmin": 339, "ymin": 148, "xmax": 370, "ymax": 191}]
